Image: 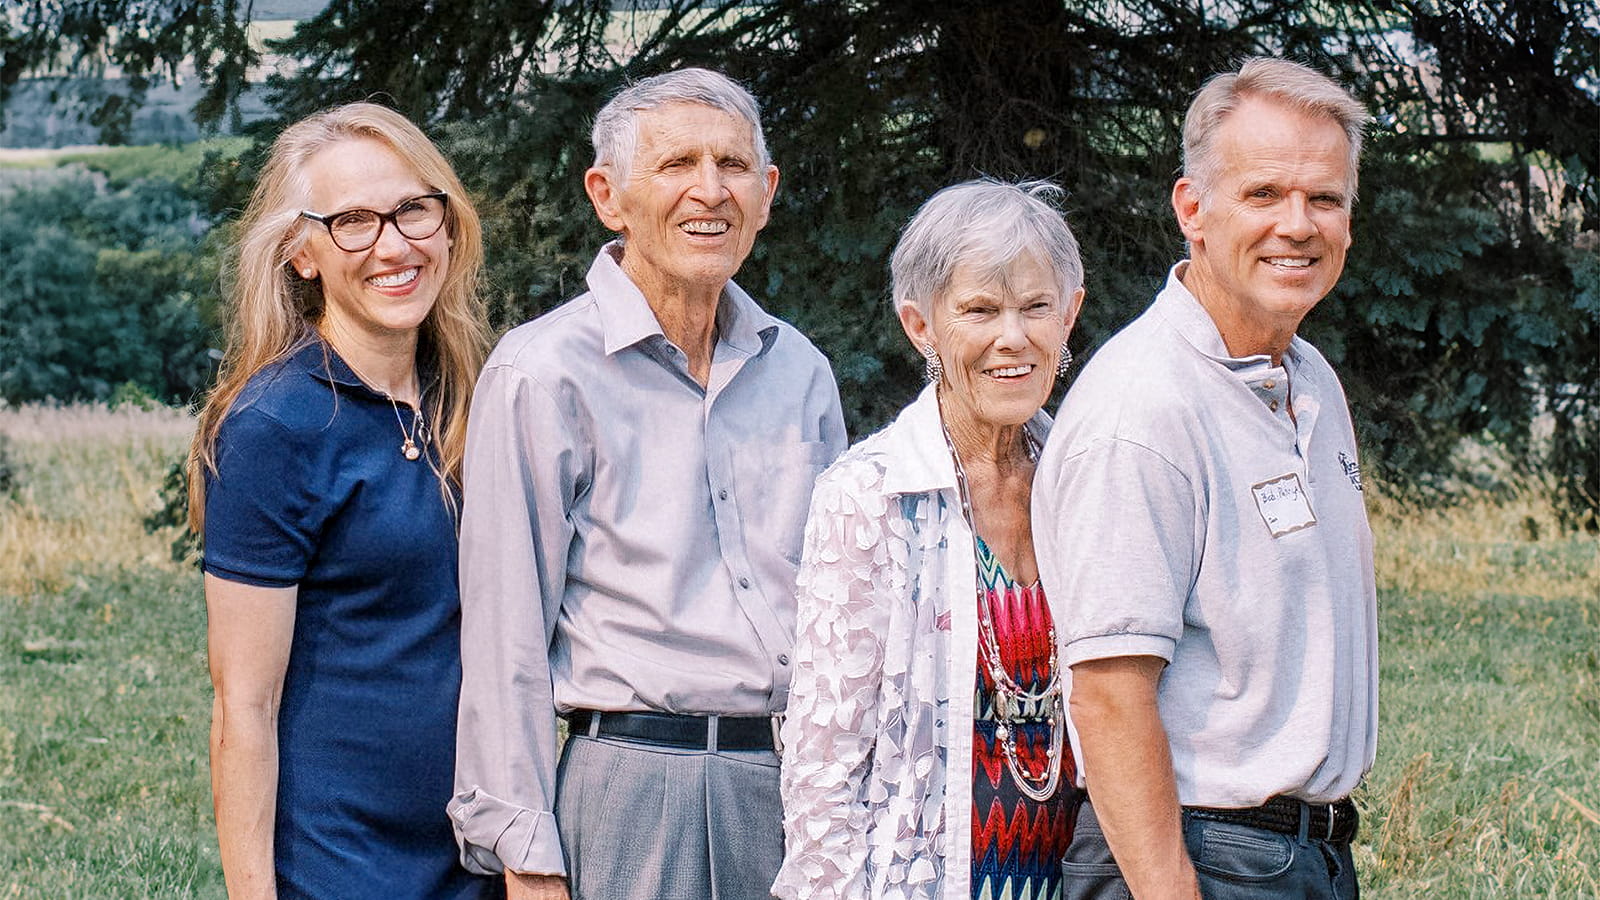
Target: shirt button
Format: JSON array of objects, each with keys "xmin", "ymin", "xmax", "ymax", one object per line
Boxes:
[
  {"xmin": 1264, "ymin": 380, "xmax": 1276, "ymax": 389},
  {"xmin": 739, "ymin": 577, "xmax": 751, "ymax": 589},
  {"xmin": 1270, "ymin": 400, "xmax": 1280, "ymax": 411},
  {"xmin": 718, "ymin": 489, "xmax": 729, "ymax": 501},
  {"xmin": 778, "ymin": 654, "xmax": 790, "ymax": 666}
]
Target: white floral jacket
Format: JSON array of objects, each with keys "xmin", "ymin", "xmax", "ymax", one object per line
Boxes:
[{"xmin": 772, "ymin": 384, "xmax": 1052, "ymax": 900}]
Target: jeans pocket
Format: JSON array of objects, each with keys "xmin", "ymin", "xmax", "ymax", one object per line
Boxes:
[
  {"xmin": 1184, "ymin": 818, "xmax": 1296, "ymax": 883},
  {"xmin": 1061, "ymin": 806, "xmax": 1133, "ymax": 900},
  {"xmin": 1060, "ymin": 860, "xmax": 1133, "ymax": 900}
]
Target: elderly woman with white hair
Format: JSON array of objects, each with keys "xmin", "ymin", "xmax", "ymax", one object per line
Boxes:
[{"xmin": 774, "ymin": 179, "xmax": 1088, "ymax": 900}]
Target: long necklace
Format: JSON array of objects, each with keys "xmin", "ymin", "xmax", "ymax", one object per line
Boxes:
[
  {"xmin": 941, "ymin": 417, "xmax": 1065, "ymax": 802},
  {"xmin": 338, "ymin": 351, "xmax": 426, "ymax": 461}
]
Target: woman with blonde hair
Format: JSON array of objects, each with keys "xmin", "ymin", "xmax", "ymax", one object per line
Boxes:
[{"xmin": 187, "ymin": 102, "xmax": 497, "ymax": 899}]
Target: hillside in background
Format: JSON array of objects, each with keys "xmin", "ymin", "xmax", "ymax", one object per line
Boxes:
[{"xmin": 0, "ymin": 3, "xmax": 319, "ymax": 147}]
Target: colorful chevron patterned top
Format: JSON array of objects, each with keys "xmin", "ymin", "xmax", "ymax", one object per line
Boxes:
[{"xmin": 971, "ymin": 537, "xmax": 1082, "ymax": 900}]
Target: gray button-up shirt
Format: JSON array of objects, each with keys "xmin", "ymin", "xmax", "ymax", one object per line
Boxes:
[{"xmin": 450, "ymin": 244, "xmax": 847, "ymax": 876}]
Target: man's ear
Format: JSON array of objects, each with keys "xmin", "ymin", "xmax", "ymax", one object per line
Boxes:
[
  {"xmin": 584, "ymin": 166, "xmax": 627, "ymax": 233},
  {"xmin": 752, "ymin": 164, "xmax": 780, "ymax": 231},
  {"xmin": 1172, "ymin": 178, "xmax": 1204, "ymax": 244}
]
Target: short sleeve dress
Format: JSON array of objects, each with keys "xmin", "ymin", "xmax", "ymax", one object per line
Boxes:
[{"xmin": 203, "ymin": 340, "xmax": 499, "ymax": 900}]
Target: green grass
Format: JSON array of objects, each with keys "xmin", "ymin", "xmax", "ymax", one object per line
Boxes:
[
  {"xmin": 1, "ymin": 404, "xmax": 221, "ymax": 899},
  {"xmin": 56, "ymin": 138, "xmax": 250, "ymax": 188},
  {"xmin": 0, "ymin": 138, "xmax": 250, "ymax": 187},
  {"xmin": 1357, "ymin": 493, "xmax": 1600, "ymax": 898},
  {"xmin": 1, "ymin": 404, "xmax": 1596, "ymax": 897}
]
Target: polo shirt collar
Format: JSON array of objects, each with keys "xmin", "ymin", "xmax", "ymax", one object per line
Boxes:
[
  {"xmin": 296, "ymin": 335, "xmax": 438, "ymax": 400},
  {"xmin": 295, "ymin": 337, "xmax": 365, "ymax": 390},
  {"xmin": 880, "ymin": 382, "xmax": 1052, "ymax": 497},
  {"xmin": 1153, "ymin": 261, "xmax": 1308, "ymax": 373},
  {"xmin": 588, "ymin": 241, "xmax": 779, "ymax": 358}
]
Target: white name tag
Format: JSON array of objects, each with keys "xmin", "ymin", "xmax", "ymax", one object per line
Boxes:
[{"xmin": 1252, "ymin": 472, "xmax": 1317, "ymax": 537}]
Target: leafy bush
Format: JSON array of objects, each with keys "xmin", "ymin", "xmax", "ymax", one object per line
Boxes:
[{"xmin": 0, "ymin": 167, "xmax": 218, "ymax": 405}]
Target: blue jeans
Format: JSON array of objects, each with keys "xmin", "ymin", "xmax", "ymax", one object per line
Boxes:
[{"xmin": 1061, "ymin": 801, "xmax": 1359, "ymax": 899}]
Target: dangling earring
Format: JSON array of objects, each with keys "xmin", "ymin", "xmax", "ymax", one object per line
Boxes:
[
  {"xmin": 1057, "ymin": 341, "xmax": 1074, "ymax": 378},
  {"xmin": 922, "ymin": 343, "xmax": 943, "ymax": 384}
]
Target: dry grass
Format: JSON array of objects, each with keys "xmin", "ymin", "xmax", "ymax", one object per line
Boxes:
[
  {"xmin": 0, "ymin": 403, "xmax": 194, "ymax": 596},
  {"xmin": 1368, "ymin": 479, "xmax": 1599, "ymax": 602}
]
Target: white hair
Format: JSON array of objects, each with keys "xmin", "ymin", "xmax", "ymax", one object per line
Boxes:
[
  {"xmin": 590, "ymin": 67, "xmax": 769, "ymax": 173},
  {"xmin": 891, "ymin": 178, "xmax": 1084, "ymax": 315}
]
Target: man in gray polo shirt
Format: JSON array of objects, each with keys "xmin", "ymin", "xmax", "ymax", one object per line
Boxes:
[{"xmin": 1033, "ymin": 57, "xmax": 1378, "ymax": 899}]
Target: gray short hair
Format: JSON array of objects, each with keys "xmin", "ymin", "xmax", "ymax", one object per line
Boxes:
[
  {"xmin": 1183, "ymin": 57, "xmax": 1371, "ymax": 199},
  {"xmin": 590, "ymin": 67, "xmax": 770, "ymax": 173},
  {"xmin": 891, "ymin": 179, "xmax": 1085, "ymax": 315}
]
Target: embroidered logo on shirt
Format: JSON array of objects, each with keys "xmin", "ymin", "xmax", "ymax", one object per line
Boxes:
[
  {"xmin": 1338, "ymin": 451, "xmax": 1364, "ymax": 492},
  {"xmin": 1251, "ymin": 472, "xmax": 1318, "ymax": 537}
]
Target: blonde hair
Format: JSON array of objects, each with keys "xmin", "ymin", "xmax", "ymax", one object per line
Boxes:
[{"xmin": 187, "ymin": 102, "xmax": 488, "ymax": 532}]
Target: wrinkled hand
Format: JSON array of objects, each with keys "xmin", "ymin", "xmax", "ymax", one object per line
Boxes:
[{"xmin": 505, "ymin": 871, "xmax": 569, "ymax": 900}]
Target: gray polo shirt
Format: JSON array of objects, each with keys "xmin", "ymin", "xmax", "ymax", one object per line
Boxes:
[{"xmin": 1034, "ymin": 263, "xmax": 1377, "ymax": 807}]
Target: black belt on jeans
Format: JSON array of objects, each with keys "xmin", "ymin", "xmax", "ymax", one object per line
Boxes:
[
  {"xmin": 565, "ymin": 709, "xmax": 778, "ymax": 752},
  {"xmin": 1185, "ymin": 796, "xmax": 1359, "ymax": 843}
]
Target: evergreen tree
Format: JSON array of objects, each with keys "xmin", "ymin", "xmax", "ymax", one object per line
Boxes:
[{"xmin": 4, "ymin": 0, "xmax": 1594, "ymax": 527}]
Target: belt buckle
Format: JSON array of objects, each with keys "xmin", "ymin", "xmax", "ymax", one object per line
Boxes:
[
  {"xmin": 771, "ymin": 714, "xmax": 785, "ymax": 757},
  {"xmin": 1323, "ymin": 802, "xmax": 1338, "ymax": 841}
]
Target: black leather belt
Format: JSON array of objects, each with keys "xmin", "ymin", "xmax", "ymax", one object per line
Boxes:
[
  {"xmin": 566, "ymin": 709, "xmax": 778, "ymax": 752},
  {"xmin": 1185, "ymin": 796, "xmax": 1359, "ymax": 843}
]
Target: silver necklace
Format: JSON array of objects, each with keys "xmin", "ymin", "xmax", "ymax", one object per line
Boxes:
[
  {"xmin": 940, "ymin": 416, "xmax": 1064, "ymax": 802},
  {"xmin": 339, "ymin": 352, "xmax": 426, "ymax": 461}
]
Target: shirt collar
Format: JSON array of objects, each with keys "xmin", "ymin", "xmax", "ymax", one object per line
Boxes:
[
  {"xmin": 296, "ymin": 335, "xmax": 438, "ymax": 400},
  {"xmin": 880, "ymin": 382, "xmax": 1052, "ymax": 496},
  {"xmin": 294, "ymin": 336, "xmax": 365, "ymax": 390},
  {"xmin": 587, "ymin": 241, "xmax": 779, "ymax": 358},
  {"xmin": 1153, "ymin": 261, "xmax": 1306, "ymax": 374}
]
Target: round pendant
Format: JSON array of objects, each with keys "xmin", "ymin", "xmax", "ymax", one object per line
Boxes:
[{"xmin": 402, "ymin": 441, "xmax": 421, "ymax": 461}]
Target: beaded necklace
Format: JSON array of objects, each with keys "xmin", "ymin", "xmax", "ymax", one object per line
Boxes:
[{"xmin": 940, "ymin": 417, "xmax": 1065, "ymax": 802}]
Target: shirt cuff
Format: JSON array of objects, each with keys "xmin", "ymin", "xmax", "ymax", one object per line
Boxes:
[
  {"xmin": 1062, "ymin": 632, "xmax": 1176, "ymax": 667},
  {"xmin": 449, "ymin": 787, "xmax": 566, "ymax": 877},
  {"xmin": 200, "ymin": 560, "xmax": 298, "ymax": 589}
]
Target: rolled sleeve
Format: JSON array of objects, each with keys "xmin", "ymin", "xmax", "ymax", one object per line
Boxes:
[
  {"xmin": 1034, "ymin": 436, "xmax": 1198, "ymax": 665},
  {"xmin": 448, "ymin": 788, "xmax": 566, "ymax": 876},
  {"xmin": 451, "ymin": 358, "xmax": 581, "ymax": 876}
]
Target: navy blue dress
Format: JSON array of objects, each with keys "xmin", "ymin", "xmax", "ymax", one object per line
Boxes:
[{"xmin": 204, "ymin": 340, "xmax": 498, "ymax": 900}]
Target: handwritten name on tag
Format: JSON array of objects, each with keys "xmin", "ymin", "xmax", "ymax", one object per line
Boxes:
[{"xmin": 1252, "ymin": 472, "xmax": 1317, "ymax": 537}]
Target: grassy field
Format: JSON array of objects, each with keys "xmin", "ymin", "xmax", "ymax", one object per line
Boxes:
[{"xmin": 1, "ymin": 404, "xmax": 1596, "ymax": 898}]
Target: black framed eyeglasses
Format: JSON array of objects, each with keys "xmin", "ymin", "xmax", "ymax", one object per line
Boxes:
[{"xmin": 300, "ymin": 192, "xmax": 450, "ymax": 252}]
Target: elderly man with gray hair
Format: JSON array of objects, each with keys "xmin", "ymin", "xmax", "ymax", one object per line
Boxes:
[
  {"xmin": 449, "ymin": 67, "xmax": 846, "ymax": 900},
  {"xmin": 1033, "ymin": 57, "xmax": 1378, "ymax": 899}
]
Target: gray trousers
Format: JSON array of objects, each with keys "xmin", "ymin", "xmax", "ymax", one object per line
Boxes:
[
  {"xmin": 1062, "ymin": 801, "xmax": 1359, "ymax": 900},
  {"xmin": 553, "ymin": 734, "xmax": 784, "ymax": 900}
]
